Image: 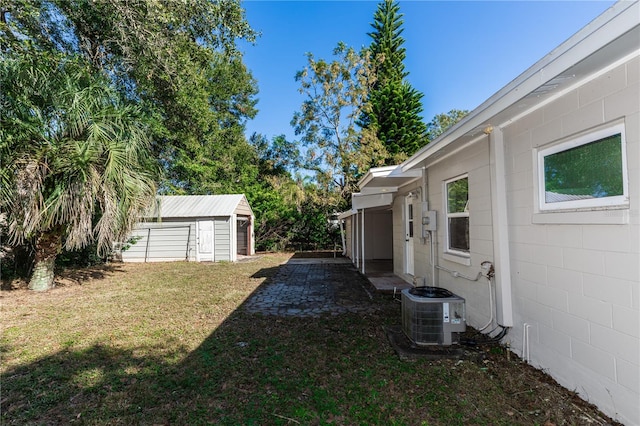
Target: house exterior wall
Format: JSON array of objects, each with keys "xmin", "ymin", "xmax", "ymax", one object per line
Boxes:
[
  {"xmin": 342, "ymin": 216, "xmax": 353, "ymax": 259},
  {"xmin": 347, "ymin": 7, "xmax": 640, "ymax": 418},
  {"xmin": 391, "ymin": 180, "xmax": 423, "ymax": 284},
  {"xmin": 383, "ymin": 55, "xmax": 639, "ymax": 425},
  {"xmin": 121, "ymin": 219, "xmax": 197, "ymax": 262},
  {"xmin": 364, "ymin": 210, "xmax": 393, "ymax": 260},
  {"xmin": 502, "ymin": 56, "xmax": 639, "ymax": 425},
  {"xmin": 420, "ymin": 140, "xmax": 495, "ymax": 329},
  {"xmin": 389, "ymin": 140, "xmax": 496, "ymax": 326}
]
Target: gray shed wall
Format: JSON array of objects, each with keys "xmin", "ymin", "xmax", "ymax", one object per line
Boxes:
[
  {"xmin": 214, "ymin": 217, "xmax": 232, "ymax": 261},
  {"xmin": 122, "ymin": 217, "xmax": 235, "ymax": 262},
  {"xmin": 121, "ymin": 219, "xmax": 196, "ymax": 262}
]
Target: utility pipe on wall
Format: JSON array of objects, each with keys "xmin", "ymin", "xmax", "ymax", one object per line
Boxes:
[
  {"xmin": 354, "ymin": 210, "xmax": 359, "ymax": 268},
  {"xmin": 488, "ymin": 127, "xmax": 514, "ymax": 327},
  {"xmin": 340, "ymin": 220, "xmax": 347, "ymax": 257},
  {"xmin": 361, "ymin": 208, "xmax": 365, "ymax": 275}
]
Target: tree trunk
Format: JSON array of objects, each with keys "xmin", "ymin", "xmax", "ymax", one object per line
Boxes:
[{"xmin": 28, "ymin": 231, "xmax": 62, "ymax": 291}]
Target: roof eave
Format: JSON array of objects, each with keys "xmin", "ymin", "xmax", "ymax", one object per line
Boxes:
[{"xmin": 402, "ymin": 0, "xmax": 638, "ymax": 172}]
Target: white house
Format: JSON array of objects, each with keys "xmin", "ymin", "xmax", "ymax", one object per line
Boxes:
[
  {"xmin": 121, "ymin": 194, "xmax": 255, "ymax": 263},
  {"xmin": 342, "ymin": 2, "xmax": 639, "ymax": 424}
]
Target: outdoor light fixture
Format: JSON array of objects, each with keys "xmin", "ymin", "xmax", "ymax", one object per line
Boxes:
[{"xmin": 328, "ymin": 211, "xmax": 340, "ymax": 229}]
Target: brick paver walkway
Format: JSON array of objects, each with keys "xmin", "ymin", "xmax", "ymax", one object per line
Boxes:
[{"xmin": 243, "ymin": 258, "xmax": 379, "ymax": 317}]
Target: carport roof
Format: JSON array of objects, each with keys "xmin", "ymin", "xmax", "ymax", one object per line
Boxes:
[{"xmin": 144, "ymin": 194, "xmax": 250, "ymax": 219}]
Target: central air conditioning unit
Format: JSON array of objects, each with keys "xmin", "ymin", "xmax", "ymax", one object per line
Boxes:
[{"xmin": 401, "ymin": 287, "xmax": 466, "ymax": 346}]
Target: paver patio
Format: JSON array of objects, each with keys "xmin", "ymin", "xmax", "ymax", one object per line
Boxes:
[{"xmin": 243, "ymin": 257, "xmax": 386, "ymax": 317}]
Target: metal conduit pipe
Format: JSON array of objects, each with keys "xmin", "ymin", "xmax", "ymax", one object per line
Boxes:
[
  {"xmin": 434, "ymin": 264, "xmax": 483, "ymax": 282},
  {"xmin": 340, "ymin": 220, "xmax": 347, "ymax": 257}
]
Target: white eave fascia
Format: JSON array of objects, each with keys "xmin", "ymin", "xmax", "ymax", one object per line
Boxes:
[
  {"xmin": 338, "ymin": 209, "xmax": 357, "ymax": 220},
  {"xmin": 357, "ymin": 165, "xmax": 401, "ymax": 188},
  {"xmin": 358, "ymin": 186, "xmax": 400, "ymax": 195},
  {"xmin": 358, "ymin": 165, "xmax": 422, "ymax": 191},
  {"xmin": 402, "ymin": 0, "xmax": 639, "ymax": 173},
  {"xmin": 352, "ymin": 192, "xmax": 394, "ymax": 210}
]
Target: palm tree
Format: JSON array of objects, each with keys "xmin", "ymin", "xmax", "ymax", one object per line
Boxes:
[{"xmin": 0, "ymin": 53, "xmax": 158, "ymax": 291}]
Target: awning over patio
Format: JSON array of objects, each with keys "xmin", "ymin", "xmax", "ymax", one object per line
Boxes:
[
  {"xmin": 352, "ymin": 192, "xmax": 394, "ymax": 210},
  {"xmin": 358, "ymin": 165, "xmax": 422, "ymax": 193}
]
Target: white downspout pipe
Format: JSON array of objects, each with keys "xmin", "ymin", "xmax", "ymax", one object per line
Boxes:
[
  {"xmin": 488, "ymin": 126, "xmax": 514, "ymax": 326},
  {"xmin": 340, "ymin": 219, "xmax": 347, "ymax": 257},
  {"xmin": 355, "ymin": 211, "xmax": 359, "ymax": 268},
  {"xmin": 361, "ymin": 208, "xmax": 366, "ymax": 275}
]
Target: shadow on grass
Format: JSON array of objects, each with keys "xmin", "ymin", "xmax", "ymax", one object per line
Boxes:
[
  {"xmin": 1, "ymin": 258, "xmax": 619, "ymax": 425},
  {"xmin": 2, "ymin": 259, "xmax": 402, "ymax": 425},
  {"xmin": 1, "ymin": 264, "xmax": 125, "ymax": 291},
  {"xmin": 250, "ymin": 266, "xmax": 281, "ymax": 279}
]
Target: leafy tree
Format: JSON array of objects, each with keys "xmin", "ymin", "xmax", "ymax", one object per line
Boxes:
[
  {"xmin": 425, "ymin": 109, "xmax": 469, "ymax": 142},
  {"xmin": 250, "ymin": 133, "xmax": 301, "ymax": 177},
  {"xmin": 1, "ymin": 0, "xmax": 258, "ymax": 192},
  {"xmin": 244, "ymin": 134, "xmax": 303, "ymax": 251},
  {"xmin": 0, "ymin": 53, "xmax": 158, "ymax": 290},
  {"xmin": 363, "ymin": 0, "xmax": 427, "ymax": 161},
  {"xmin": 292, "ymin": 42, "xmax": 387, "ymax": 208}
]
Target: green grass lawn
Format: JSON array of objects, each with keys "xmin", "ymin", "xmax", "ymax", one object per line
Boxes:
[{"xmin": 1, "ymin": 254, "xmax": 617, "ymax": 425}]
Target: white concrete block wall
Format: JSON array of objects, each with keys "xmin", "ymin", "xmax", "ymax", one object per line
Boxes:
[
  {"xmin": 503, "ymin": 56, "xmax": 640, "ymax": 425},
  {"xmin": 391, "ymin": 140, "xmax": 498, "ymax": 330},
  {"xmin": 392, "ymin": 195, "xmax": 405, "ymax": 278},
  {"xmin": 391, "ymin": 181, "xmax": 422, "ymax": 284}
]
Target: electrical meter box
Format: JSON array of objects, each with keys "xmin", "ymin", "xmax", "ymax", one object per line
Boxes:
[{"xmin": 422, "ymin": 210, "xmax": 437, "ymax": 235}]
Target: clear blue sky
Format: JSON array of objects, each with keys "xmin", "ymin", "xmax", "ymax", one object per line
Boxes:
[{"xmin": 240, "ymin": 1, "xmax": 616, "ymax": 142}]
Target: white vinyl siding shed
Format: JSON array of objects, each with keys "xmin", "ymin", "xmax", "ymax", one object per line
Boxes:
[{"xmin": 121, "ymin": 194, "xmax": 254, "ymax": 263}]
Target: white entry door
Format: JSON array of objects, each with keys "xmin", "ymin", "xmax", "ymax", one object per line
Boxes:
[
  {"xmin": 405, "ymin": 195, "xmax": 415, "ymax": 275},
  {"xmin": 197, "ymin": 220, "xmax": 214, "ymax": 261}
]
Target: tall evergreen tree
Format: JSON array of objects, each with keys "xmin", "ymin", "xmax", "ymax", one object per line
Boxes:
[{"xmin": 364, "ymin": 0, "xmax": 427, "ymax": 162}]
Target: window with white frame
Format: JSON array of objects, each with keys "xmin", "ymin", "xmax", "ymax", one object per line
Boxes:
[
  {"xmin": 445, "ymin": 175, "xmax": 469, "ymax": 255},
  {"xmin": 538, "ymin": 122, "xmax": 628, "ymax": 211}
]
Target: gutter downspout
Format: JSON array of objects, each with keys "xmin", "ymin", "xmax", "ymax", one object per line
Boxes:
[
  {"xmin": 422, "ymin": 167, "xmax": 437, "ymax": 287},
  {"xmin": 488, "ymin": 126, "xmax": 514, "ymax": 327},
  {"xmin": 361, "ymin": 208, "xmax": 365, "ymax": 275},
  {"xmin": 355, "ymin": 211, "xmax": 359, "ymax": 268},
  {"xmin": 340, "ymin": 219, "xmax": 347, "ymax": 256}
]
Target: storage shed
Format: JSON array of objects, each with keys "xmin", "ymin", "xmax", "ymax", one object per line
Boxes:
[{"xmin": 121, "ymin": 194, "xmax": 255, "ymax": 263}]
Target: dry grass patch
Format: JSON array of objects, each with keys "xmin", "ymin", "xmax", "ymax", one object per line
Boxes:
[{"xmin": 1, "ymin": 253, "xmax": 620, "ymax": 425}]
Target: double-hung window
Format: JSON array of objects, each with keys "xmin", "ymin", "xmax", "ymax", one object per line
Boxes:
[
  {"xmin": 538, "ymin": 122, "xmax": 628, "ymax": 211},
  {"xmin": 445, "ymin": 175, "xmax": 469, "ymax": 255}
]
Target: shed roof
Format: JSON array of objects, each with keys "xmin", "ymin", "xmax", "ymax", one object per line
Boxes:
[{"xmin": 146, "ymin": 194, "xmax": 252, "ymax": 219}]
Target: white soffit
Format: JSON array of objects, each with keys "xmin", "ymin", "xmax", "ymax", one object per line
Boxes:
[
  {"xmin": 401, "ymin": 0, "xmax": 639, "ymax": 172},
  {"xmin": 338, "ymin": 209, "xmax": 357, "ymax": 220},
  {"xmin": 358, "ymin": 165, "xmax": 422, "ymax": 191},
  {"xmin": 352, "ymin": 192, "xmax": 394, "ymax": 210}
]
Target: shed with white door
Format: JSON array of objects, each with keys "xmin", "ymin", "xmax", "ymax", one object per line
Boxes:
[{"xmin": 121, "ymin": 194, "xmax": 255, "ymax": 263}]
